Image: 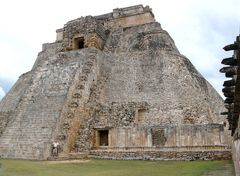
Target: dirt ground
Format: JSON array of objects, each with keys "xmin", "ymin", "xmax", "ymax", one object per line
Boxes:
[{"xmin": 46, "ymin": 159, "xmax": 91, "ymax": 164}]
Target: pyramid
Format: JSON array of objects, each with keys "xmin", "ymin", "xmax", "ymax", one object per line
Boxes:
[{"xmin": 0, "ymin": 5, "xmax": 230, "ymax": 160}]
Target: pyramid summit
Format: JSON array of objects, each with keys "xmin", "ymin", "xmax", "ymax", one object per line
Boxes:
[{"xmin": 0, "ymin": 5, "xmax": 231, "ymax": 160}]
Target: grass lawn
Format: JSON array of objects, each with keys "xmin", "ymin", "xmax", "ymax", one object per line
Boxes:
[{"xmin": 0, "ymin": 159, "xmax": 234, "ymax": 176}]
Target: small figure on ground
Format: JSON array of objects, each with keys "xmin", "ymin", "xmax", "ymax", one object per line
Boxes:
[{"xmin": 52, "ymin": 141, "xmax": 60, "ymax": 157}]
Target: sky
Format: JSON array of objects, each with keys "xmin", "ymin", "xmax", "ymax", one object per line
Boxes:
[{"xmin": 0, "ymin": 0, "xmax": 240, "ymax": 100}]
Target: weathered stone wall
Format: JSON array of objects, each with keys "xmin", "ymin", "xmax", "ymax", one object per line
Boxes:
[
  {"xmin": 56, "ymin": 5, "xmax": 155, "ymax": 43},
  {"xmin": 51, "ymin": 49, "xmax": 102, "ymax": 157},
  {"xmin": 89, "ymin": 150, "xmax": 231, "ymax": 160},
  {"xmin": 162, "ymin": 124, "xmax": 226, "ymax": 147},
  {"xmin": 99, "ymin": 22, "xmax": 225, "ymax": 126},
  {"xmin": 78, "ymin": 124, "xmax": 228, "ymax": 152},
  {"xmin": 0, "ymin": 72, "xmax": 32, "ymax": 113},
  {"xmin": 0, "ymin": 49, "xmax": 88, "ymax": 159},
  {"xmin": 232, "ymin": 137, "xmax": 240, "ymax": 175},
  {"xmin": 108, "ymin": 12, "xmax": 155, "ymax": 29},
  {"xmin": 60, "ymin": 16, "xmax": 109, "ymax": 51},
  {"xmin": 220, "ymin": 35, "xmax": 240, "ymax": 174},
  {"xmin": 0, "ymin": 72, "xmax": 33, "ymax": 138},
  {"xmin": 232, "ymin": 114, "xmax": 240, "ymax": 175},
  {"xmin": 0, "ymin": 112, "xmax": 11, "ymax": 136}
]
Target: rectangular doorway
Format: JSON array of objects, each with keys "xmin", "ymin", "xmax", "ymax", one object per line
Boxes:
[
  {"xmin": 98, "ymin": 130, "xmax": 109, "ymax": 146},
  {"xmin": 73, "ymin": 37, "xmax": 85, "ymax": 49}
]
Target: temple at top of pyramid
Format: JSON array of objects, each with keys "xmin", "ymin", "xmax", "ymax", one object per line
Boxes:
[
  {"xmin": 0, "ymin": 5, "xmax": 231, "ymax": 160},
  {"xmin": 56, "ymin": 5, "xmax": 155, "ymax": 51}
]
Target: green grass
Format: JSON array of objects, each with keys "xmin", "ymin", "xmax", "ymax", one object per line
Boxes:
[{"xmin": 0, "ymin": 159, "xmax": 234, "ymax": 176}]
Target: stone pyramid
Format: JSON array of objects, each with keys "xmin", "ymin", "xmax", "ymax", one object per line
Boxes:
[{"xmin": 0, "ymin": 5, "xmax": 230, "ymax": 160}]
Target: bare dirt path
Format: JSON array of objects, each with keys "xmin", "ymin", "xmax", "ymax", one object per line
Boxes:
[{"xmin": 46, "ymin": 160, "xmax": 91, "ymax": 164}]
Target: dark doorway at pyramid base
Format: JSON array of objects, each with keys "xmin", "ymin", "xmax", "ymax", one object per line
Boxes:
[{"xmin": 99, "ymin": 130, "xmax": 109, "ymax": 146}]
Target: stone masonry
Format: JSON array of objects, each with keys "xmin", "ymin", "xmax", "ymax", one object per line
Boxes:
[
  {"xmin": 220, "ymin": 35, "xmax": 240, "ymax": 174},
  {"xmin": 0, "ymin": 5, "xmax": 231, "ymax": 160}
]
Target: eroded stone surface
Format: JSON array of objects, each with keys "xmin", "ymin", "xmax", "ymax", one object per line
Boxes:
[{"xmin": 0, "ymin": 5, "xmax": 230, "ymax": 160}]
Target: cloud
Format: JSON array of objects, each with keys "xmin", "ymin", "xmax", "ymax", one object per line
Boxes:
[
  {"xmin": 0, "ymin": 87, "xmax": 5, "ymax": 101},
  {"xmin": 0, "ymin": 33, "xmax": 36, "ymax": 81}
]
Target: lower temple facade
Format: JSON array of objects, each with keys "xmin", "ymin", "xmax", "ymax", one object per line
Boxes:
[{"xmin": 67, "ymin": 124, "xmax": 231, "ymax": 160}]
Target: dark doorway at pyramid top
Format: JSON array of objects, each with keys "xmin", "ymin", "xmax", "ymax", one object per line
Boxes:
[{"xmin": 74, "ymin": 37, "xmax": 85, "ymax": 50}]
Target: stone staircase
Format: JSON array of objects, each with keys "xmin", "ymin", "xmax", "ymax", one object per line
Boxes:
[
  {"xmin": 0, "ymin": 51, "xmax": 81, "ymax": 159},
  {"xmin": 0, "ymin": 73, "xmax": 43, "ymax": 159},
  {"xmin": 52, "ymin": 49, "xmax": 99, "ymax": 159}
]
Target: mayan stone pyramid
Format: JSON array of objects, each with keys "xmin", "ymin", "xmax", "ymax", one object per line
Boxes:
[{"xmin": 0, "ymin": 5, "xmax": 231, "ymax": 160}]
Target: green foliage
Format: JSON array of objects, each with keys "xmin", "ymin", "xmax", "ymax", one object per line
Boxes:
[{"xmin": 0, "ymin": 159, "xmax": 234, "ymax": 176}]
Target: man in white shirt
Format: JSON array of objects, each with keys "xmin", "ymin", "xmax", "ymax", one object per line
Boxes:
[{"xmin": 52, "ymin": 141, "xmax": 60, "ymax": 157}]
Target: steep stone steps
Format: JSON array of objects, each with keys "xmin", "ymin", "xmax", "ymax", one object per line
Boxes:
[
  {"xmin": 52, "ymin": 49, "xmax": 99, "ymax": 158},
  {"xmin": 0, "ymin": 52, "xmax": 81, "ymax": 159}
]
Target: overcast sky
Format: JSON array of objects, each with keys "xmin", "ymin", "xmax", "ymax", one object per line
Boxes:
[{"xmin": 0, "ymin": 0, "xmax": 240, "ymax": 100}]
